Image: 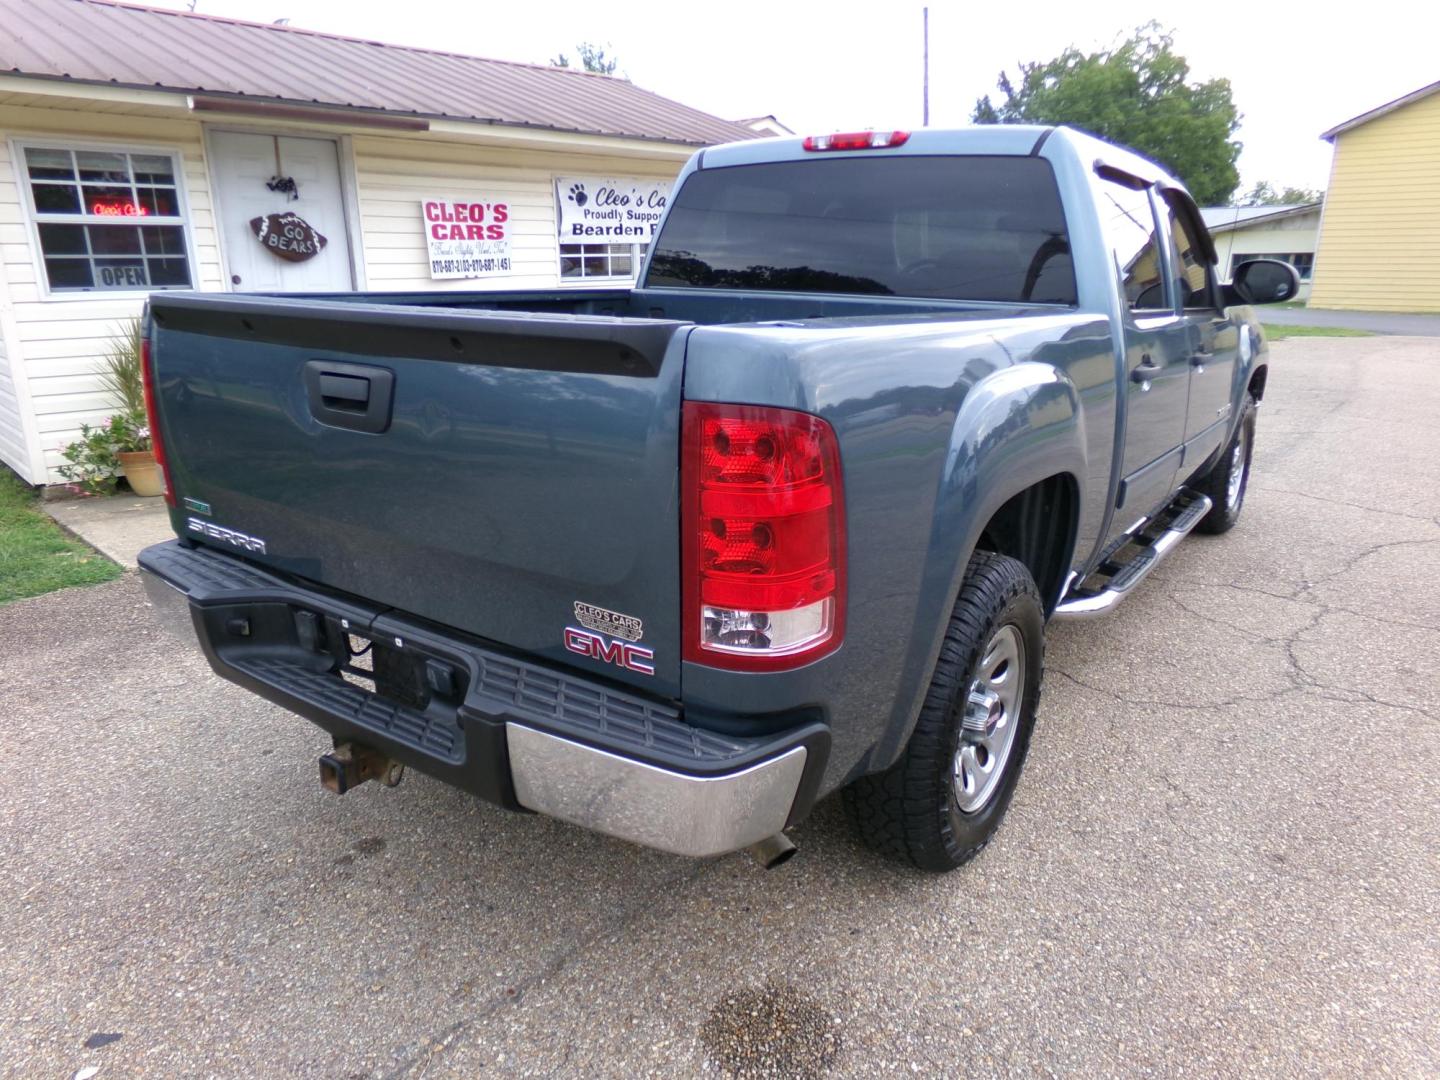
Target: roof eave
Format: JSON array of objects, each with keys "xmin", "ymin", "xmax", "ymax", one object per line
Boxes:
[
  {"xmin": 0, "ymin": 69, "xmax": 725, "ymax": 151},
  {"xmin": 1207, "ymin": 202, "xmax": 1324, "ymax": 233},
  {"xmin": 1322, "ymin": 79, "xmax": 1440, "ymax": 141}
]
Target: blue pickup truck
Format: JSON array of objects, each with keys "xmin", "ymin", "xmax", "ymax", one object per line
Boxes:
[{"xmin": 138, "ymin": 126, "xmax": 1296, "ymax": 871}]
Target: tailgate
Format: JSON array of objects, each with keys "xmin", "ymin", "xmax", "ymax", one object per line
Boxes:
[{"xmin": 148, "ymin": 294, "xmax": 690, "ymax": 695}]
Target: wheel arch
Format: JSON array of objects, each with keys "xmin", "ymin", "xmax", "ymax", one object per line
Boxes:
[
  {"xmin": 864, "ymin": 362, "xmax": 1086, "ymax": 775},
  {"xmin": 974, "ymin": 472, "xmax": 1080, "ymax": 616},
  {"xmin": 1248, "ymin": 362, "xmax": 1268, "ymax": 400}
]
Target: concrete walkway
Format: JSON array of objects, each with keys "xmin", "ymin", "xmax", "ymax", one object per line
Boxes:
[
  {"xmin": 44, "ymin": 493, "xmax": 172, "ymax": 569},
  {"xmin": 1262, "ymin": 306, "xmax": 1440, "ymax": 335}
]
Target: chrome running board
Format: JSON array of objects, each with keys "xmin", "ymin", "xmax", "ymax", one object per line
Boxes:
[{"xmin": 1053, "ymin": 492, "xmax": 1212, "ymax": 621}]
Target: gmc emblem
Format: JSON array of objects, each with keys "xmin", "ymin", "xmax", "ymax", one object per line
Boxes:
[{"xmin": 564, "ymin": 626, "xmax": 655, "ymax": 676}]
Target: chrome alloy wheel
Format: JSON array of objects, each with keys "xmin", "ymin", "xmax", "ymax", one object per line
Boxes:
[
  {"xmin": 1226, "ymin": 423, "xmax": 1248, "ymax": 513},
  {"xmin": 953, "ymin": 624, "xmax": 1026, "ymax": 814}
]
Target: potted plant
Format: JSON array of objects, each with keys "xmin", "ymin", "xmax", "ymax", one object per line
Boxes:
[
  {"xmin": 58, "ymin": 319, "xmax": 164, "ymax": 497},
  {"xmin": 57, "ymin": 410, "xmax": 160, "ymax": 496}
]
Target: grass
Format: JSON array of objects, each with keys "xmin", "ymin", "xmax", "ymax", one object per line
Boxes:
[
  {"xmin": 0, "ymin": 469, "xmax": 122, "ymax": 605},
  {"xmin": 1261, "ymin": 324, "xmax": 1376, "ymax": 341}
]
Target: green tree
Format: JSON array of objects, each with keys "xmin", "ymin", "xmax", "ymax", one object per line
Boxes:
[
  {"xmin": 550, "ymin": 42, "xmax": 620, "ymax": 76},
  {"xmin": 972, "ymin": 24, "xmax": 1242, "ymax": 205},
  {"xmin": 1238, "ymin": 181, "xmax": 1323, "ymax": 207}
]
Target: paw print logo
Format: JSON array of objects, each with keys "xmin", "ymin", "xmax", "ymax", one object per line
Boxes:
[{"xmin": 567, "ymin": 182, "xmax": 588, "ymax": 207}]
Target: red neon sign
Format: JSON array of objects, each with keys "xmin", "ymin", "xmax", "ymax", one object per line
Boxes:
[{"xmin": 91, "ymin": 200, "xmax": 148, "ymax": 217}]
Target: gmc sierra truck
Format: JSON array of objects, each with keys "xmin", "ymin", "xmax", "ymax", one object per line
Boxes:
[{"xmin": 138, "ymin": 126, "xmax": 1297, "ymax": 871}]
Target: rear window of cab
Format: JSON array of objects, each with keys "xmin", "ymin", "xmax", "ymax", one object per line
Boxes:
[{"xmin": 646, "ymin": 155, "xmax": 1076, "ymax": 305}]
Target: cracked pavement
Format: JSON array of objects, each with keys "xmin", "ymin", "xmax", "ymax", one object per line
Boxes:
[{"xmin": 3, "ymin": 336, "xmax": 1438, "ymax": 1077}]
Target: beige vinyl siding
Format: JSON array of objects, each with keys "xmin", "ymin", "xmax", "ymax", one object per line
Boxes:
[
  {"xmin": 1211, "ymin": 216, "xmax": 1320, "ymax": 266},
  {"xmin": 0, "ymin": 132, "xmax": 37, "ymax": 479},
  {"xmin": 0, "ymin": 104, "xmax": 225, "ymax": 481},
  {"xmin": 1311, "ymin": 89, "xmax": 1440, "ymax": 312},
  {"xmin": 0, "ymin": 248, "xmax": 26, "ymax": 477},
  {"xmin": 0, "ymin": 95, "xmax": 691, "ymax": 484},
  {"xmin": 352, "ymin": 134, "xmax": 681, "ymax": 291}
]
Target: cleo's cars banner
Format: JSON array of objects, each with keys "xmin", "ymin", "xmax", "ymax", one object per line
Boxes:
[
  {"xmin": 556, "ymin": 177, "xmax": 669, "ymax": 243},
  {"xmin": 422, "ymin": 199, "xmax": 513, "ymax": 279}
]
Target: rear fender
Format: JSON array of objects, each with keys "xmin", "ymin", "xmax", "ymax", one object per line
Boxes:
[{"xmin": 868, "ymin": 362, "xmax": 1085, "ymax": 771}]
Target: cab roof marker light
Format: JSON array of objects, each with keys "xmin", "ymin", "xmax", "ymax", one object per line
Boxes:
[{"xmin": 802, "ymin": 130, "xmax": 911, "ymax": 152}]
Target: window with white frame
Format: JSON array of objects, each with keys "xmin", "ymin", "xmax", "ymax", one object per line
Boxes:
[
  {"xmin": 21, "ymin": 145, "xmax": 193, "ymax": 293},
  {"xmin": 560, "ymin": 241, "xmax": 649, "ymax": 281}
]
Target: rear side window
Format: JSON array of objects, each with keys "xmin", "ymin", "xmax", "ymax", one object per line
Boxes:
[
  {"xmin": 646, "ymin": 156, "xmax": 1076, "ymax": 304},
  {"xmin": 1164, "ymin": 195, "xmax": 1214, "ymax": 309},
  {"xmin": 1098, "ymin": 181, "xmax": 1167, "ymax": 312}
]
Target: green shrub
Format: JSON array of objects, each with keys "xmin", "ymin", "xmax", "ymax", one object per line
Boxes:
[
  {"xmin": 97, "ymin": 317, "xmax": 146, "ymax": 417},
  {"xmin": 57, "ymin": 412, "xmax": 150, "ymax": 495},
  {"xmin": 57, "ymin": 318, "xmax": 152, "ymax": 495}
]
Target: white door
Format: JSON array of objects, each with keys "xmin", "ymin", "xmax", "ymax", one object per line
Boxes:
[{"xmin": 208, "ymin": 131, "xmax": 354, "ymax": 292}]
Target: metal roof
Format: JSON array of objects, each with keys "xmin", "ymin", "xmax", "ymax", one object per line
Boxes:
[
  {"xmin": 0, "ymin": 0, "xmax": 760, "ymax": 147},
  {"xmin": 1199, "ymin": 203, "xmax": 1323, "ymax": 233},
  {"xmin": 1323, "ymin": 80, "xmax": 1440, "ymax": 141}
]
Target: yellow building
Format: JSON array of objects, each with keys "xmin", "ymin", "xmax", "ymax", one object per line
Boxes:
[{"xmin": 1310, "ymin": 80, "xmax": 1440, "ymax": 312}]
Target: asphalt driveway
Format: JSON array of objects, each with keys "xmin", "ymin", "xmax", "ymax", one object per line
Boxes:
[{"xmin": 2, "ymin": 336, "xmax": 1437, "ymax": 1078}]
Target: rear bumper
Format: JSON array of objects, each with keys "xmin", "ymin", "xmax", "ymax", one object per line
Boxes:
[{"xmin": 139, "ymin": 540, "xmax": 826, "ymax": 857}]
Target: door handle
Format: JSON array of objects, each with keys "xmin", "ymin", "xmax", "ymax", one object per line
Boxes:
[
  {"xmin": 1190, "ymin": 350, "xmax": 1214, "ymax": 370},
  {"xmin": 304, "ymin": 360, "xmax": 394, "ymax": 434},
  {"xmin": 1130, "ymin": 354, "xmax": 1162, "ymax": 384}
]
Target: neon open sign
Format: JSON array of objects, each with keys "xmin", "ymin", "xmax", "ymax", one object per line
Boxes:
[{"xmin": 91, "ymin": 200, "xmax": 149, "ymax": 217}]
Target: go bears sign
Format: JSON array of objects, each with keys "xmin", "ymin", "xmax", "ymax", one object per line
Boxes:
[{"xmin": 250, "ymin": 212, "xmax": 327, "ymax": 263}]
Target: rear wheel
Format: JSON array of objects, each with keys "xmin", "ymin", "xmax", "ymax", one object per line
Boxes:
[
  {"xmin": 844, "ymin": 551, "xmax": 1044, "ymax": 871},
  {"xmin": 1196, "ymin": 394, "xmax": 1257, "ymax": 534}
]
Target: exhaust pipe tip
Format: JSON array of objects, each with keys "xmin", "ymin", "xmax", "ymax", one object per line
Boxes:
[{"xmin": 746, "ymin": 832, "xmax": 798, "ymax": 870}]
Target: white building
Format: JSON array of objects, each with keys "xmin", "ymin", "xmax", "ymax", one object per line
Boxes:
[
  {"xmin": 1200, "ymin": 203, "xmax": 1323, "ymax": 302},
  {"xmin": 0, "ymin": 0, "xmax": 757, "ymax": 484}
]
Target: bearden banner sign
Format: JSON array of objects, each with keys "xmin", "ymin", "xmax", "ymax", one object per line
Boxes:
[
  {"xmin": 250, "ymin": 212, "xmax": 327, "ymax": 262},
  {"xmin": 422, "ymin": 199, "xmax": 513, "ymax": 279},
  {"xmin": 556, "ymin": 176, "xmax": 669, "ymax": 243}
]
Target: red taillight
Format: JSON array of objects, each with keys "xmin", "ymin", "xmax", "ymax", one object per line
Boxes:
[
  {"xmin": 139, "ymin": 334, "xmax": 175, "ymax": 506},
  {"xmin": 802, "ymin": 130, "xmax": 910, "ymax": 152},
  {"xmin": 682, "ymin": 402, "xmax": 845, "ymax": 671}
]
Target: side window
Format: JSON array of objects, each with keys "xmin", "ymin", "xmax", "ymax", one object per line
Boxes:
[
  {"xmin": 1098, "ymin": 180, "xmax": 1167, "ymax": 312},
  {"xmin": 1165, "ymin": 197, "xmax": 1214, "ymax": 309}
]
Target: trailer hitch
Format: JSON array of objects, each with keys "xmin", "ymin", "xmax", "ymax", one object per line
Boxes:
[{"xmin": 318, "ymin": 742, "xmax": 405, "ymax": 795}]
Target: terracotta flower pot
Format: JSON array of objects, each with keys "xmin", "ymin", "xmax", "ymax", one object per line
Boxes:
[{"xmin": 117, "ymin": 450, "xmax": 164, "ymax": 497}]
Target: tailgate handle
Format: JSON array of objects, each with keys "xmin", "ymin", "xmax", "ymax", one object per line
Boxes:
[
  {"xmin": 304, "ymin": 361, "xmax": 394, "ymax": 434},
  {"xmin": 318, "ymin": 373, "xmax": 370, "ymax": 407}
]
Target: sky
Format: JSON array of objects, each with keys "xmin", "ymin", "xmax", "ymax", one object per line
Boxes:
[{"xmin": 153, "ymin": 0, "xmax": 1440, "ymax": 199}]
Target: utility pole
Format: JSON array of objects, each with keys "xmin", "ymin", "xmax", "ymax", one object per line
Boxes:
[{"xmin": 922, "ymin": 7, "xmax": 930, "ymax": 126}]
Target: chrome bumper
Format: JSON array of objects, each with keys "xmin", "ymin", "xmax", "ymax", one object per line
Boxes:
[
  {"xmin": 506, "ymin": 724, "xmax": 807, "ymax": 857},
  {"xmin": 140, "ymin": 567, "xmax": 199, "ymax": 643},
  {"xmin": 140, "ymin": 550, "xmax": 812, "ymax": 859}
]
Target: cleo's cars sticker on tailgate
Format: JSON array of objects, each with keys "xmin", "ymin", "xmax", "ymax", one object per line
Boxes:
[{"xmin": 573, "ymin": 601, "xmax": 644, "ymax": 642}]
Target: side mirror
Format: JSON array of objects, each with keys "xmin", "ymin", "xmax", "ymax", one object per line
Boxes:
[{"xmin": 1223, "ymin": 259, "xmax": 1300, "ymax": 306}]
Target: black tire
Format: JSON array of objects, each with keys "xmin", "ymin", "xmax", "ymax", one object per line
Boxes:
[
  {"xmin": 844, "ymin": 551, "xmax": 1045, "ymax": 872},
  {"xmin": 1195, "ymin": 394, "xmax": 1258, "ymax": 534}
]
